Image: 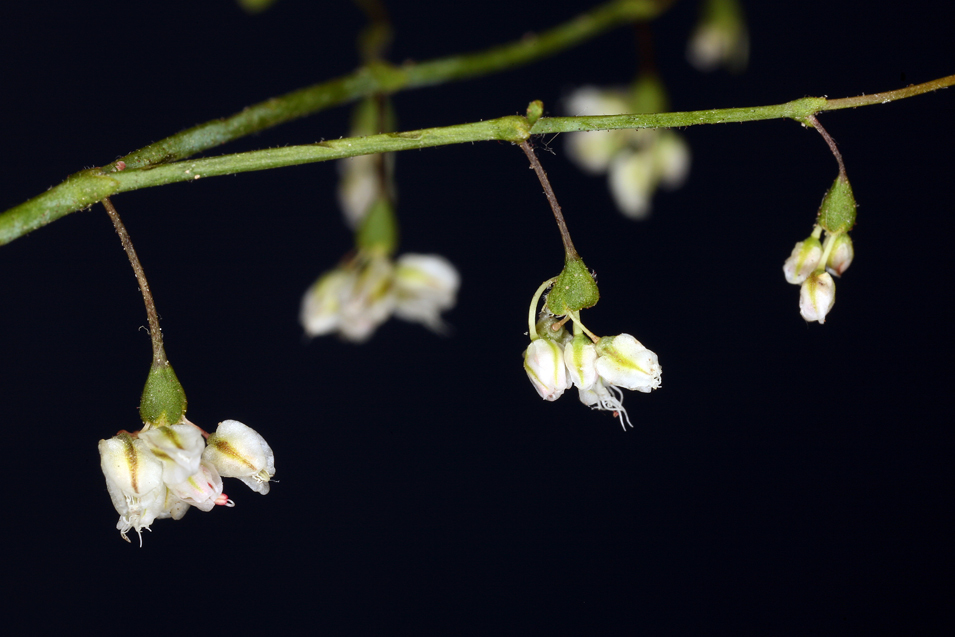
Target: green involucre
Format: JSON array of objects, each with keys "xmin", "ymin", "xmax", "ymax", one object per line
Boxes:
[{"xmin": 547, "ymin": 257, "xmax": 600, "ymax": 315}]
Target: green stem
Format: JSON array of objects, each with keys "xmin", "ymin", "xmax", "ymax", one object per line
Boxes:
[
  {"xmin": 117, "ymin": 0, "xmax": 669, "ymax": 171},
  {"xmin": 1, "ymin": 74, "xmax": 952, "ymax": 246}
]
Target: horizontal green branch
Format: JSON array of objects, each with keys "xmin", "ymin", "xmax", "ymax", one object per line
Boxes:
[
  {"xmin": 117, "ymin": 0, "xmax": 669, "ymax": 171},
  {"xmin": 1, "ymin": 74, "xmax": 951, "ymax": 246}
]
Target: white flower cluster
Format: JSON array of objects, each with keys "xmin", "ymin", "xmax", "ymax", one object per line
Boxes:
[
  {"xmin": 524, "ymin": 315, "xmax": 661, "ymax": 430},
  {"xmin": 301, "ymin": 251, "xmax": 459, "ymax": 342},
  {"xmin": 782, "ymin": 229, "xmax": 853, "ymax": 324},
  {"xmin": 564, "ymin": 86, "xmax": 690, "ymax": 220},
  {"xmin": 98, "ymin": 419, "xmax": 274, "ymax": 545}
]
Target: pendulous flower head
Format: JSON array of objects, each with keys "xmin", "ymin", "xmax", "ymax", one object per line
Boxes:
[{"xmin": 100, "ymin": 418, "xmax": 273, "ymax": 543}]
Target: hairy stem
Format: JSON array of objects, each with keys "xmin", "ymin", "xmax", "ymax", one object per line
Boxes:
[
  {"xmin": 806, "ymin": 115, "xmax": 846, "ymax": 176},
  {"xmin": 2, "ymin": 74, "xmax": 952, "ymax": 246},
  {"xmin": 102, "ymin": 197, "xmax": 166, "ymax": 367},
  {"xmin": 116, "ymin": 0, "xmax": 668, "ymax": 171}
]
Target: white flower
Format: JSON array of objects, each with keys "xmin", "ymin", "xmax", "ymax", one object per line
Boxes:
[
  {"xmin": 300, "ymin": 254, "xmax": 396, "ymax": 343},
  {"xmin": 524, "ymin": 338, "xmax": 571, "ymax": 401},
  {"xmin": 560, "ymin": 332, "xmax": 662, "ymax": 430},
  {"xmin": 138, "ymin": 423, "xmax": 205, "ymax": 485},
  {"xmin": 799, "ymin": 272, "xmax": 836, "ymax": 324},
  {"xmin": 202, "ymin": 420, "xmax": 275, "ymax": 495},
  {"xmin": 783, "ymin": 237, "xmax": 823, "ymax": 285},
  {"xmin": 826, "ymin": 233, "xmax": 854, "ymax": 277},
  {"xmin": 393, "ymin": 253, "xmax": 460, "ymax": 332},
  {"xmin": 300, "ymin": 268, "xmax": 353, "ymax": 337},
  {"xmin": 99, "ymin": 433, "xmax": 165, "ymax": 545},
  {"xmin": 594, "ymin": 333, "xmax": 661, "ymax": 393}
]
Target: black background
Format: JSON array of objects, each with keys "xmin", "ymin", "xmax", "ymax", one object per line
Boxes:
[{"xmin": 1, "ymin": 0, "xmax": 953, "ymax": 633}]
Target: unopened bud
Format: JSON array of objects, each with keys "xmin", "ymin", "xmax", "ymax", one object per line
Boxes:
[{"xmin": 783, "ymin": 236, "xmax": 823, "ymax": 285}]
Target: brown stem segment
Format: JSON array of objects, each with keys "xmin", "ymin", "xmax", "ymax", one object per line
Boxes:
[
  {"xmin": 823, "ymin": 74, "xmax": 955, "ymax": 111},
  {"xmin": 806, "ymin": 114, "xmax": 846, "ymax": 177},
  {"xmin": 519, "ymin": 140, "xmax": 579, "ymax": 261},
  {"xmin": 102, "ymin": 197, "xmax": 166, "ymax": 367}
]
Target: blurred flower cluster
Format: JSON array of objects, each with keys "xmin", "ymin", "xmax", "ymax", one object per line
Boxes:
[
  {"xmin": 564, "ymin": 78, "xmax": 690, "ymax": 220},
  {"xmin": 524, "ymin": 311, "xmax": 661, "ymax": 430},
  {"xmin": 99, "ymin": 419, "xmax": 274, "ymax": 545},
  {"xmin": 300, "ymin": 249, "xmax": 459, "ymax": 342},
  {"xmin": 301, "ymin": 95, "xmax": 460, "ymax": 342}
]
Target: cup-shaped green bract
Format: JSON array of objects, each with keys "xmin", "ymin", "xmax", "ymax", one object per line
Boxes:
[
  {"xmin": 546, "ymin": 257, "xmax": 600, "ymax": 315},
  {"xmin": 817, "ymin": 174, "xmax": 857, "ymax": 235},
  {"xmin": 139, "ymin": 361, "xmax": 187, "ymax": 427}
]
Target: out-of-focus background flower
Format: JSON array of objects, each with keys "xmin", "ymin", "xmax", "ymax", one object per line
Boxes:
[{"xmin": 1, "ymin": 0, "xmax": 952, "ymax": 632}]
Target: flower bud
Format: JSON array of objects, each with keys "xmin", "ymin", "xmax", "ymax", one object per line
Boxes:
[
  {"xmin": 595, "ymin": 333, "xmax": 662, "ymax": 393},
  {"xmin": 524, "ymin": 339, "xmax": 571, "ymax": 401},
  {"xmin": 202, "ymin": 420, "xmax": 275, "ymax": 495},
  {"xmin": 826, "ymin": 233, "xmax": 854, "ymax": 277},
  {"xmin": 799, "ymin": 272, "xmax": 836, "ymax": 324},
  {"xmin": 783, "ymin": 237, "xmax": 823, "ymax": 285}
]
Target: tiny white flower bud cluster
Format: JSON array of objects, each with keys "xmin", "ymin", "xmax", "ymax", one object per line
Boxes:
[
  {"xmin": 782, "ymin": 226, "xmax": 853, "ymax": 324},
  {"xmin": 301, "ymin": 251, "xmax": 459, "ymax": 342},
  {"xmin": 98, "ymin": 419, "xmax": 274, "ymax": 545},
  {"xmin": 523, "ymin": 313, "xmax": 661, "ymax": 430},
  {"xmin": 564, "ymin": 86, "xmax": 690, "ymax": 220}
]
